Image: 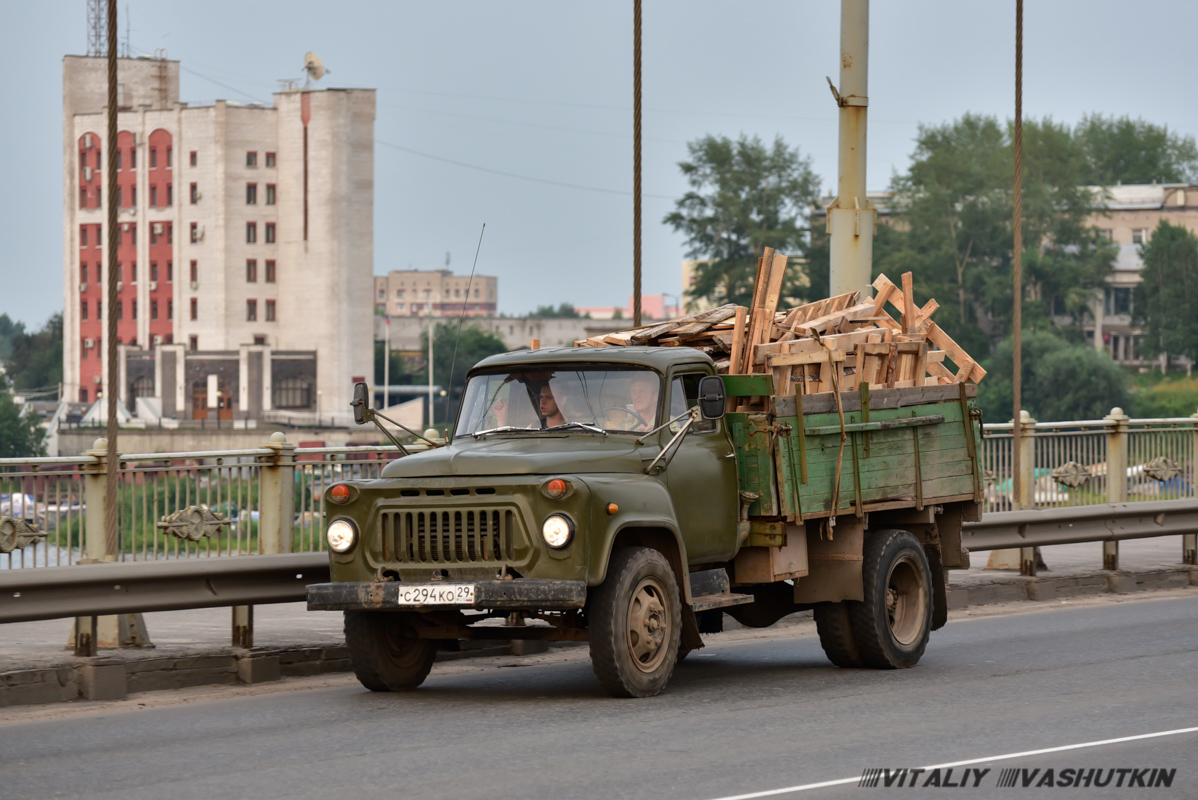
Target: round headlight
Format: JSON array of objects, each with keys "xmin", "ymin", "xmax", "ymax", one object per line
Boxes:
[
  {"xmin": 541, "ymin": 514, "xmax": 574, "ymax": 549},
  {"xmin": 326, "ymin": 518, "xmax": 358, "ymax": 553}
]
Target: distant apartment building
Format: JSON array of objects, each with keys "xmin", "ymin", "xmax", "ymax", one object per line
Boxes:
[
  {"xmin": 1084, "ymin": 184, "xmax": 1198, "ymax": 365},
  {"xmin": 575, "ymin": 295, "xmax": 681, "ymax": 321},
  {"xmin": 374, "ymin": 269, "xmax": 497, "ymax": 317},
  {"xmin": 62, "ymin": 54, "xmax": 374, "ymax": 421}
]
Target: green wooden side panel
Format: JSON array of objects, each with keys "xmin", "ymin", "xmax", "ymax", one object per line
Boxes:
[
  {"xmin": 768, "ymin": 398, "xmax": 982, "ymax": 519},
  {"xmin": 727, "ymin": 412, "xmax": 778, "ymax": 517},
  {"xmin": 722, "ymin": 375, "xmax": 774, "ymax": 397}
]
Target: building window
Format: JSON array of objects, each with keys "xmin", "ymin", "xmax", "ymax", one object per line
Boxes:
[
  {"xmin": 190, "ymin": 260, "xmax": 197, "ymax": 283},
  {"xmin": 265, "ymin": 260, "xmax": 276, "ymax": 283},
  {"xmin": 190, "ymin": 298, "xmax": 197, "ymax": 320},
  {"xmin": 397, "ymin": 303, "xmax": 405, "ymax": 311},
  {"xmin": 130, "ymin": 148, "xmax": 136, "ymax": 170},
  {"xmin": 265, "ymin": 152, "xmax": 276, "ymax": 167},
  {"xmin": 129, "ymin": 261, "xmax": 136, "ymax": 283},
  {"xmin": 265, "ymin": 223, "xmax": 275, "ymax": 243},
  {"xmin": 97, "ymin": 301, "xmax": 101, "ymax": 318},
  {"xmin": 246, "ymin": 259, "xmax": 258, "ymax": 282},
  {"xmin": 190, "ymin": 183, "xmax": 198, "ymax": 204},
  {"xmin": 455, "ymin": 289, "xmax": 460, "ymax": 297},
  {"xmin": 151, "ymin": 300, "xmax": 158, "ymax": 320},
  {"xmin": 81, "ymin": 226, "xmax": 88, "ymax": 247},
  {"xmin": 80, "ymin": 151, "xmax": 87, "ymax": 169},
  {"xmin": 150, "ymin": 148, "xmax": 157, "ymax": 169},
  {"xmin": 150, "ymin": 186, "xmax": 157, "ymax": 207},
  {"xmin": 167, "ymin": 261, "xmax": 173, "ymax": 282},
  {"xmin": 246, "ymin": 300, "xmax": 257, "ymax": 321},
  {"xmin": 1132, "ymin": 228, "xmax": 1148, "ymax": 245},
  {"xmin": 150, "ymin": 262, "xmax": 158, "ymax": 281},
  {"xmin": 117, "ymin": 301, "xmax": 123, "ymax": 320},
  {"xmin": 190, "ymin": 222, "xmax": 199, "ymax": 243},
  {"xmin": 95, "ymin": 264, "xmax": 102, "ymax": 283},
  {"xmin": 167, "ymin": 299, "xmax": 173, "ymax": 319},
  {"xmin": 396, "ymin": 289, "xmax": 404, "ymax": 298},
  {"xmin": 166, "ymin": 147, "xmax": 172, "ymax": 168},
  {"xmin": 166, "ymin": 185, "xmax": 173, "ymax": 206},
  {"xmin": 189, "ymin": 150, "xmax": 197, "ymax": 167},
  {"xmin": 115, "ymin": 187, "xmax": 122, "ymax": 207},
  {"xmin": 189, "ymin": 335, "xmax": 197, "ymax": 351},
  {"xmin": 273, "ymin": 377, "xmax": 311, "ymax": 409},
  {"xmin": 253, "ymin": 335, "xmax": 267, "ymax": 345},
  {"xmin": 80, "ymin": 188, "xmax": 87, "ymax": 209},
  {"xmin": 116, "ymin": 150, "xmax": 122, "ymax": 171},
  {"xmin": 265, "ymin": 184, "xmax": 276, "ymax": 205},
  {"xmin": 167, "ymin": 222, "xmax": 172, "ymax": 244},
  {"xmin": 132, "ymin": 300, "xmax": 137, "ymax": 320},
  {"xmin": 81, "ymin": 300, "xmax": 88, "ymax": 321},
  {"xmin": 246, "ymin": 223, "xmax": 257, "ymax": 243},
  {"xmin": 265, "ymin": 300, "xmax": 276, "ymax": 321},
  {"xmin": 246, "ymin": 151, "xmax": 257, "ymax": 167},
  {"xmin": 246, "ymin": 183, "xmax": 257, "ymax": 204}
]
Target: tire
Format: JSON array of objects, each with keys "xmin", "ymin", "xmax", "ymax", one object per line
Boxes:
[
  {"xmin": 814, "ymin": 602, "xmax": 864, "ymax": 668},
  {"xmin": 589, "ymin": 547, "xmax": 682, "ymax": 697},
  {"xmin": 849, "ymin": 530, "xmax": 933, "ymax": 669},
  {"xmin": 344, "ymin": 610, "xmax": 437, "ymax": 691}
]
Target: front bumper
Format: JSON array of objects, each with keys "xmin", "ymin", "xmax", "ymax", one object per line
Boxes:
[{"xmin": 307, "ymin": 579, "xmax": 587, "ymax": 612}]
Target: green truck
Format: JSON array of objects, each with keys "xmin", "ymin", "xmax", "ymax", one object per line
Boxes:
[{"xmin": 307, "ymin": 345, "xmax": 983, "ymax": 697}]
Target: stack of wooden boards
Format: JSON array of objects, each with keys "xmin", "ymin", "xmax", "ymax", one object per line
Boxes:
[{"xmin": 574, "ymin": 246, "xmax": 985, "ymax": 401}]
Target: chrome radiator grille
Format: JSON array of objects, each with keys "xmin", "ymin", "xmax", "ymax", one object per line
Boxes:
[{"xmin": 380, "ymin": 508, "xmax": 516, "ymax": 564}]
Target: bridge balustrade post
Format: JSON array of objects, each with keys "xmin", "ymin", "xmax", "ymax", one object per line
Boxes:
[
  {"xmin": 1187, "ymin": 411, "xmax": 1198, "ymax": 566},
  {"xmin": 1104, "ymin": 408, "xmax": 1130, "ymax": 571},
  {"xmin": 73, "ymin": 438, "xmax": 110, "ymax": 656},
  {"xmin": 1017, "ymin": 411, "xmax": 1037, "ymax": 577}
]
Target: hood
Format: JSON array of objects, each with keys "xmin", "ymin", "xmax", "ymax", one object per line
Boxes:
[{"xmin": 380, "ymin": 434, "xmax": 651, "ymax": 478}]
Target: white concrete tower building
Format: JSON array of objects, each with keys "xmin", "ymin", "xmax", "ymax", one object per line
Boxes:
[{"xmin": 62, "ymin": 54, "xmax": 374, "ymax": 421}]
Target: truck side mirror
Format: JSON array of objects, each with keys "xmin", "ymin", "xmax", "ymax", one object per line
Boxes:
[
  {"xmin": 351, "ymin": 381, "xmax": 371, "ymax": 425},
  {"xmin": 698, "ymin": 375, "xmax": 727, "ymax": 420}
]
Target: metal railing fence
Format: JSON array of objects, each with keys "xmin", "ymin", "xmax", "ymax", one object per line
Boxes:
[{"xmin": 0, "ymin": 434, "xmax": 428, "ymax": 572}]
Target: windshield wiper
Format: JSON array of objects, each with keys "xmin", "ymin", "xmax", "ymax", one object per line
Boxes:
[
  {"xmin": 544, "ymin": 421, "xmax": 608, "ymax": 436},
  {"xmin": 468, "ymin": 426, "xmax": 539, "ymax": 439}
]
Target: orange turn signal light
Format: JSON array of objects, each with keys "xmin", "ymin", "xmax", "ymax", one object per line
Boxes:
[
  {"xmin": 546, "ymin": 479, "xmax": 568, "ymax": 499},
  {"xmin": 328, "ymin": 484, "xmax": 351, "ymax": 504},
  {"xmin": 606, "ymin": 503, "xmax": 619, "ymax": 515}
]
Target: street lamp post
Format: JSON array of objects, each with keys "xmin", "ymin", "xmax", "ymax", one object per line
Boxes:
[{"xmin": 316, "ymin": 390, "xmax": 322, "ymax": 428}]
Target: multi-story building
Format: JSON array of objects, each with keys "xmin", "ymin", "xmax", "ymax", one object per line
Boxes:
[
  {"xmin": 1085, "ymin": 184, "xmax": 1198, "ymax": 365},
  {"xmin": 373, "ymin": 269, "xmax": 497, "ymax": 317},
  {"xmin": 62, "ymin": 54, "xmax": 374, "ymax": 421}
]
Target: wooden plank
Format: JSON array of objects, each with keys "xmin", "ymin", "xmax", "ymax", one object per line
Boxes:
[
  {"xmin": 925, "ymin": 323, "xmax": 988, "ymax": 382},
  {"xmin": 768, "ymin": 350, "xmax": 848, "ymax": 367},
  {"xmin": 792, "ymin": 302, "xmax": 878, "ymax": 336},
  {"xmin": 901, "ymin": 271, "xmax": 915, "ymax": 334},
  {"xmin": 774, "ymin": 383, "xmax": 977, "ymax": 416},
  {"xmin": 727, "ymin": 306, "xmax": 748, "ymax": 375}
]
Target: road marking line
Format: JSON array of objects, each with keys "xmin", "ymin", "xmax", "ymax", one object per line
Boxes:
[{"xmin": 703, "ymin": 725, "xmax": 1198, "ymax": 800}]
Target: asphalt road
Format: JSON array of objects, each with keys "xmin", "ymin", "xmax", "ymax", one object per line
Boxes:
[{"xmin": 2, "ymin": 596, "xmax": 1195, "ymax": 800}]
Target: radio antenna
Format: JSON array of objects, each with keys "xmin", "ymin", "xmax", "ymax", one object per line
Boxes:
[{"xmin": 444, "ymin": 223, "xmax": 486, "ymax": 427}]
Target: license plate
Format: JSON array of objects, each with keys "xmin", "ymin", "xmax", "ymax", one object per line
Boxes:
[{"xmin": 394, "ymin": 583, "xmax": 476, "ymax": 606}]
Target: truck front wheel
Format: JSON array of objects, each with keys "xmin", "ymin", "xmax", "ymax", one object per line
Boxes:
[
  {"xmin": 849, "ymin": 530, "xmax": 933, "ymax": 669},
  {"xmin": 589, "ymin": 546, "xmax": 682, "ymax": 697},
  {"xmin": 344, "ymin": 610, "xmax": 437, "ymax": 692}
]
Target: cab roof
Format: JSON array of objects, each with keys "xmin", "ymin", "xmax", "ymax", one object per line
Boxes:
[{"xmin": 470, "ymin": 346, "xmax": 714, "ymax": 374}]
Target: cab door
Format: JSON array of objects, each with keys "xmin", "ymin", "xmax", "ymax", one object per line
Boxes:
[{"xmin": 663, "ymin": 368, "xmax": 739, "ymax": 563}]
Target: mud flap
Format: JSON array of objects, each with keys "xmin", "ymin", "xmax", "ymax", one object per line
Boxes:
[
  {"xmin": 925, "ymin": 544, "xmax": 948, "ymax": 631},
  {"xmin": 680, "ymin": 605, "xmax": 704, "ymax": 652}
]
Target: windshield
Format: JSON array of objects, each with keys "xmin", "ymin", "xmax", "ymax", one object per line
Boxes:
[{"xmin": 456, "ymin": 367, "xmax": 663, "ymax": 437}]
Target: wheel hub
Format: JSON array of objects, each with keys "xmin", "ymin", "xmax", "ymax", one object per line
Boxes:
[{"xmin": 627, "ymin": 577, "xmax": 670, "ymax": 672}]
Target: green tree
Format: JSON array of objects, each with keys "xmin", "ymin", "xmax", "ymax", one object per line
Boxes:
[
  {"xmin": 977, "ymin": 330, "xmax": 1129, "ymax": 423},
  {"xmin": 664, "ymin": 134, "xmax": 821, "ymax": 307},
  {"xmin": 374, "ymin": 340, "xmax": 414, "ymax": 387},
  {"xmin": 1, "ymin": 313, "xmax": 63, "ymax": 391},
  {"xmin": 418, "ymin": 323, "xmax": 508, "ymax": 424},
  {"xmin": 1075, "ymin": 114, "xmax": 1198, "ymax": 186},
  {"xmin": 0, "ymin": 377, "xmax": 47, "ymax": 457},
  {"xmin": 869, "ymin": 115, "xmax": 1113, "ymax": 357},
  {"xmin": 1134, "ymin": 220, "xmax": 1198, "ymax": 365},
  {"xmin": 529, "ymin": 303, "xmax": 582, "ymax": 318}
]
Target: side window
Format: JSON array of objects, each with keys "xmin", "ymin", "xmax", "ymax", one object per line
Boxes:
[{"xmin": 669, "ymin": 373, "xmax": 716, "ymax": 434}]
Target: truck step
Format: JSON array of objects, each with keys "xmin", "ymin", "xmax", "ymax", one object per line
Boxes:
[{"xmin": 690, "ymin": 592, "xmax": 754, "ymax": 612}]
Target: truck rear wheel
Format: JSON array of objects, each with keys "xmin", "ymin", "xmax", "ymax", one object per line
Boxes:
[
  {"xmin": 589, "ymin": 546, "xmax": 681, "ymax": 697},
  {"xmin": 344, "ymin": 610, "xmax": 437, "ymax": 691},
  {"xmin": 849, "ymin": 530, "xmax": 932, "ymax": 669},
  {"xmin": 814, "ymin": 602, "xmax": 864, "ymax": 668}
]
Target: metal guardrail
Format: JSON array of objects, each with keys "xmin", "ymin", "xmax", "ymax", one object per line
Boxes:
[
  {"xmin": 962, "ymin": 498, "xmax": 1198, "ymax": 551},
  {"xmin": 0, "ymin": 553, "xmax": 327, "ymax": 625},
  {"xmin": 0, "ymin": 503, "xmax": 1194, "ymax": 627}
]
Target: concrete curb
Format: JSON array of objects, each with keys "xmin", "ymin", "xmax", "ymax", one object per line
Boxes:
[{"xmin": 3, "ymin": 567, "xmax": 1195, "ymax": 709}]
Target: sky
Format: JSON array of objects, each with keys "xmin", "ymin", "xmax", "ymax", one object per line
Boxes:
[{"xmin": 3, "ymin": 0, "xmax": 1197, "ymax": 328}]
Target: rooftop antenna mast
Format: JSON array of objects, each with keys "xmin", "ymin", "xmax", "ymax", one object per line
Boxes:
[{"xmin": 86, "ymin": 0, "xmax": 106, "ymax": 56}]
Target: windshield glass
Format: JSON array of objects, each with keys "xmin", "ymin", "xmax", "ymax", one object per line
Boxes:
[{"xmin": 456, "ymin": 367, "xmax": 663, "ymax": 437}]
